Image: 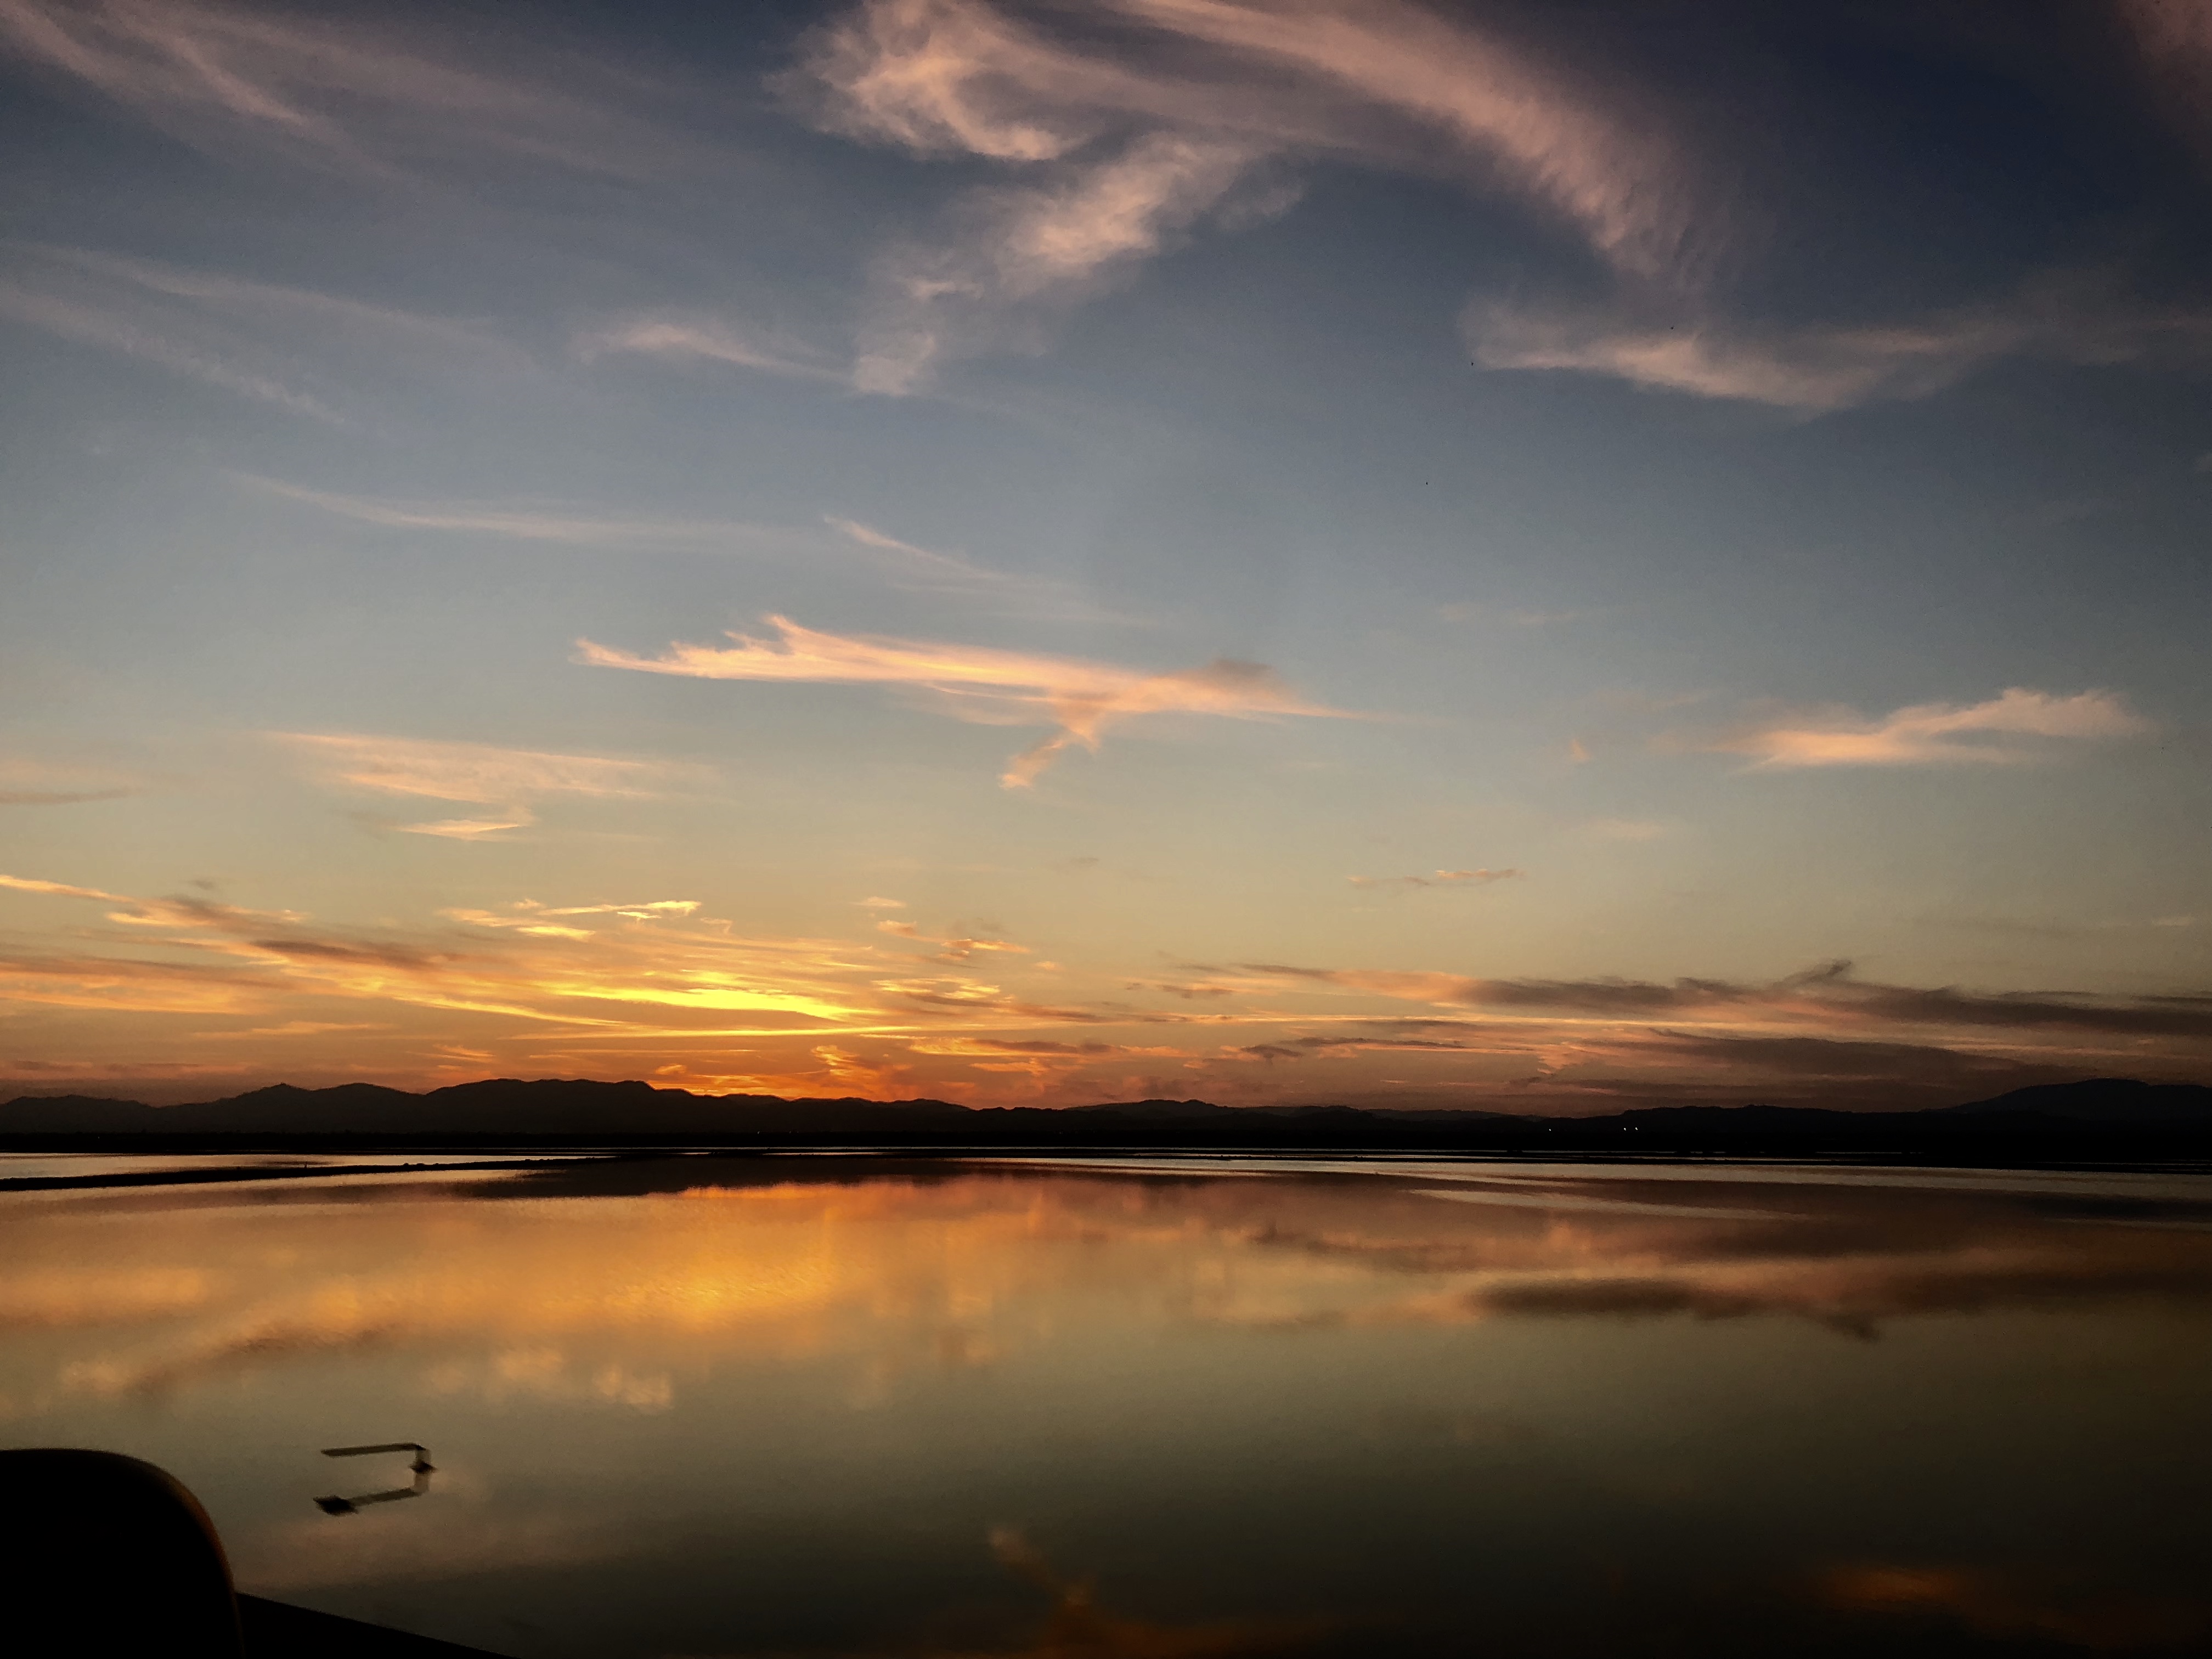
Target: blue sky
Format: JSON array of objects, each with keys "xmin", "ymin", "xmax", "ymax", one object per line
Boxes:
[{"xmin": 3, "ymin": 0, "xmax": 2209, "ymax": 1109}]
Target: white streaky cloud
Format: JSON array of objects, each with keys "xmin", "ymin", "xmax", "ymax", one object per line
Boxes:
[
  {"xmin": 0, "ymin": 246, "xmax": 528, "ymax": 422},
  {"xmin": 1114, "ymin": 0, "xmax": 1690, "ymax": 279},
  {"xmin": 396, "ymin": 814, "xmax": 536, "ymax": 841},
  {"xmin": 793, "ymin": 0, "xmax": 1153, "ymax": 162},
  {"xmin": 242, "ymin": 477, "xmax": 786, "ymax": 550},
  {"xmin": 1722, "ymin": 689, "xmax": 2151, "ymax": 769},
  {"xmin": 825, "ymin": 516, "xmax": 1006, "ymax": 583},
  {"xmin": 988, "ymin": 131, "xmax": 1260, "ymax": 300},
  {"xmin": 42, "ymin": 247, "xmax": 520, "ymax": 360},
  {"xmin": 856, "ymin": 896, "xmax": 907, "ymax": 909},
  {"xmin": 575, "ymin": 613, "xmax": 1349, "ymax": 786},
  {"xmin": 2115, "ymin": 0, "xmax": 2212, "ymax": 162},
  {"xmin": 823, "ymin": 516, "xmax": 1144, "ymax": 624},
  {"xmin": 250, "ymin": 481, "xmax": 1136, "ymax": 622},
  {"xmin": 574, "ymin": 318, "xmax": 850, "ymax": 385},
  {"xmin": 277, "ymin": 734, "xmax": 679, "ymax": 834},
  {"xmin": 855, "ymin": 131, "xmax": 1260, "ymax": 394},
  {"xmin": 0, "ymin": 0, "xmax": 692, "ymax": 181},
  {"xmin": 1467, "ymin": 277, "xmax": 2212, "ymax": 413},
  {"xmin": 798, "ymin": 0, "xmax": 1709, "ymax": 391},
  {"xmin": 0, "ymin": 278, "xmax": 342, "ymax": 421},
  {"xmin": 1469, "ymin": 302, "xmax": 2027, "ymax": 412}
]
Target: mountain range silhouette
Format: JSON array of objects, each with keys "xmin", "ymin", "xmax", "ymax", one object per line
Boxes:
[{"xmin": 3, "ymin": 1076, "xmax": 2207, "ymax": 1152}]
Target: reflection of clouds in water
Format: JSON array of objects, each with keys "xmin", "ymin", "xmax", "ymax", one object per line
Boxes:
[
  {"xmin": 3, "ymin": 1161, "xmax": 2207, "ymax": 1657},
  {"xmin": 1410, "ymin": 1186, "xmax": 1802, "ymax": 1221},
  {"xmin": 60, "ymin": 1316, "xmax": 403, "ymax": 1399},
  {"xmin": 1818, "ymin": 1562, "xmax": 2212, "ymax": 1651},
  {"xmin": 1246, "ymin": 1236, "xmax": 2212, "ymax": 1342},
  {"xmin": 1492, "ymin": 1252, "xmax": 2212, "ymax": 1328},
  {"xmin": 421, "ymin": 1346, "xmax": 672, "ymax": 1412},
  {"xmin": 241, "ymin": 1508, "xmax": 630, "ymax": 1594},
  {"xmin": 0, "ymin": 1266, "xmax": 216, "ymax": 1329},
  {"xmin": 960, "ymin": 1528, "xmax": 1331, "ymax": 1659},
  {"xmin": 5, "ymin": 1165, "xmax": 2210, "ymax": 1413}
]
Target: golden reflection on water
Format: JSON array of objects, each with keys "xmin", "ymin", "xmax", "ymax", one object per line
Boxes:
[{"xmin": 2, "ymin": 1156, "xmax": 2209, "ymax": 1657}]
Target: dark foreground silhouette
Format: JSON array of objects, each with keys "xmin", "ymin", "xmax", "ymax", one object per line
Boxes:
[
  {"xmin": 2, "ymin": 1076, "xmax": 2207, "ymax": 1161},
  {"xmin": 0, "ymin": 1448, "xmax": 493, "ymax": 1656}
]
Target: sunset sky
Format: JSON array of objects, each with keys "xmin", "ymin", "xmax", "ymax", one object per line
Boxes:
[{"xmin": 3, "ymin": 0, "xmax": 2210, "ymax": 1111}]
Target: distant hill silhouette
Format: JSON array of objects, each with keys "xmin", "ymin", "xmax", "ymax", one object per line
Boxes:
[
  {"xmin": 1935, "ymin": 1077, "xmax": 2212, "ymax": 1121},
  {"xmin": 2, "ymin": 1075, "xmax": 2207, "ymax": 1155}
]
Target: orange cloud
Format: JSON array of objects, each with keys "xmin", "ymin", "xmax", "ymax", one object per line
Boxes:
[
  {"xmin": 1718, "ymin": 688, "xmax": 2148, "ymax": 768},
  {"xmin": 577, "ymin": 614, "xmax": 1347, "ymax": 785}
]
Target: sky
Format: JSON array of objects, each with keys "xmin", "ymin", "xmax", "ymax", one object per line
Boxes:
[{"xmin": 2, "ymin": 0, "xmax": 2210, "ymax": 1113}]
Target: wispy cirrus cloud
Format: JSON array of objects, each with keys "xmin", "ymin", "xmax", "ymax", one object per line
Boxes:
[
  {"xmin": 825, "ymin": 517, "xmax": 1142, "ymax": 623},
  {"xmin": 1715, "ymin": 688, "xmax": 2149, "ymax": 769},
  {"xmin": 826, "ymin": 516, "xmax": 1022, "ymax": 585},
  {"xmin": 1468, "ymin": 275, "xmax": 2212, "ymax": 413},
  {"xmin": 792, "ymin": 0, "xmax": 1706, "ymax": 391},
  {"xmin": 1348, "ymin": 868, "xmax": 1521, "ymax": 892},
  {"xmin": 576, "ymin": 613, "xmax": 1348, "ymax": 786},
  {"xmin": 278, "ymin": 733, "xmax": 669, "ymax": 803},
  {"xmin": 0, "ymin": 245, "xmax": 527, "ymax": 423},
  {"xmin": 0, "ymin": 757, "xmax": 143, "ymax": 806},
  {"xmin": 2115, "ymin": 0, "xmax": 2212, "ymax": 166},
  {"xmin": 241, "ymin": 476, "xmax": 785, "ymax": 549},
  {"xmin": 853, "ymin": 128, "xmax": 1267, "ymax": 393},
  {"xmin": 574, "ymin": 318, "xmax": 850, "ymax": 386},
  {"xmin": 276, "ymin": 732, "xmax": 689, "ymax": 839},
  {"xmin": 0, "ymin": 259, "xmax": 338, "ymax": 421},
  {"xmin": 0, "ymin": 0, "xmax": 692, "ymax": 182},
  {"xmin": 1115, "ymin": 0, "xmax": 1690, "ymax": 275},
  {"xmin": 241, "ymin": 481, "xmax": 1126, "ymax": 621}
]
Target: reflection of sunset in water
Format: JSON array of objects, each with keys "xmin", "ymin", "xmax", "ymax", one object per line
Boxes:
[{"xmin": 2, "ymin": 1158, "xmax": 2208, "ymax": 1657}]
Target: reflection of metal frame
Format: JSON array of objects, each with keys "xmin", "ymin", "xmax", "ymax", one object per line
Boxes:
[{"xmin": 313, "ymin": 1442, "xmax": 435, "ymax": 1515}]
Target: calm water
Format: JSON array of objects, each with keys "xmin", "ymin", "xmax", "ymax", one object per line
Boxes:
[{"xmin": 2, "ymin": 1154, "xmax": 2208, "ymax": 1657}]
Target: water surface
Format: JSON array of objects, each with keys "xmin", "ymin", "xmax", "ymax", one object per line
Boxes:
[{"xmin": 2, "ymin": 1153, "xmax": 2207, "ymax": 1657}]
